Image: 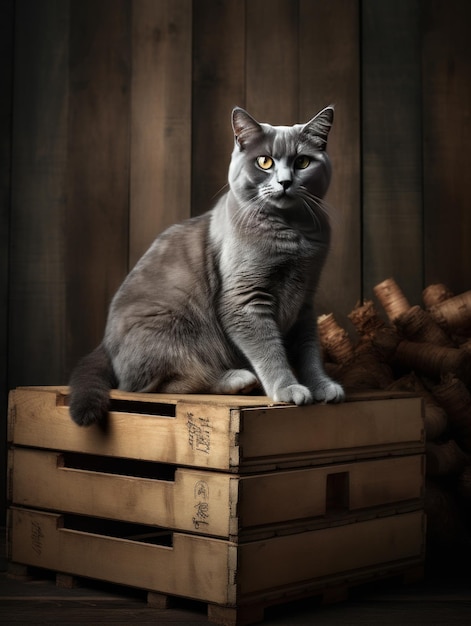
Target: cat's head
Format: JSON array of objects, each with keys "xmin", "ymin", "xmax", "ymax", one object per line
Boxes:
[{"xmin": 228, "ymin": 107, "xmax": 333, "ymax": 212}]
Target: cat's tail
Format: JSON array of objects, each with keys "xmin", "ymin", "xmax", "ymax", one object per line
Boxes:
[{"xmin": 68, "ymin": 343, "xmax": 117, "ymax": 426}]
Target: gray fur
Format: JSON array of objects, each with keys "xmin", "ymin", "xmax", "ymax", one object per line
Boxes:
[{"xmin": 69, "ymin": 107, "xmax": 345, "ymax": 426}]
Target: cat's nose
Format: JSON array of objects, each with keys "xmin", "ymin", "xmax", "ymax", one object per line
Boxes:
[{"xmin": 279, "ymin": 179, "xmax": 292, "ymax": 191}]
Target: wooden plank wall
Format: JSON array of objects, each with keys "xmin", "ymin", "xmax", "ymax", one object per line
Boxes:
[
  {"xmin": 422, "ymin": 0, "xmax": 471, "ymax": 293},
  {"xmin": 130, "ymin": 0, "xmax": 192, "ymax": 267},
  {"xmin": 65, "ymin": 0, "xmax": 131, "ymax": 373},
  {"xmin": 1, "ymin": 0, "xmax": 471, "ymax": 516},
  {"xmin": 362, "ymin": 0, "xmax": 471, "ymax": 304},
  {"xmin": 9, "ymin": 0, "xmax": 70, "ymax": 387},
  {"xmin": 362, "ymin": 0, "xmax": 423, "ymax": 304},
  {"xmin": 0, "ymin": 0, "xmax": 14, "ymax": 530}
]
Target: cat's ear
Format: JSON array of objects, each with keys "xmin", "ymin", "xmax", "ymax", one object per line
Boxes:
[
  {"xmin": 232, "ymin": 107, "xmax": 263, "ymax": 150},
  {"xmin": 301, "ymin": 106, "xmax": 334, "ymax": 148}
]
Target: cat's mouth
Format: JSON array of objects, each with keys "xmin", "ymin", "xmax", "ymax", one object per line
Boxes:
[{"xmin": 270, "ymin": 189, "xmax": 298, "ymax": 209}]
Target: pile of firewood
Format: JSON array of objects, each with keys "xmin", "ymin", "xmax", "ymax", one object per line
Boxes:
[{"xmin": 319, "ymin": 278, "xmax": 471, "ymax": 553}]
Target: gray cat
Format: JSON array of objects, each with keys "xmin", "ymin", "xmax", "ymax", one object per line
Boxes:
[{"xmin": 69, "ymin": 106, "xmax": 345, "ymax": 426}]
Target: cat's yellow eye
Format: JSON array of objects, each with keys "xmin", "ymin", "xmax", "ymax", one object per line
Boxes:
[
  {"xmin": 256, "ymin": 156, "xmax": 274, "ymax": 170},
  {"xmin": 295, "ymin": 155, "xmax": 311, "ymax": 169}
]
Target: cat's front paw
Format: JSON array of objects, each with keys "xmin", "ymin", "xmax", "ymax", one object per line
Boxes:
[
  {"xmin": 312, "ymin": 380, "xmax": 345, "ymax": 403},
  {"xmin": 274, "ymin": 384, "xmax": 313, "ymax": 406}
]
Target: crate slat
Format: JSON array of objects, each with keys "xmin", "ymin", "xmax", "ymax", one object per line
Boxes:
[
  {"xmin": 8, "ymin": 387, "xmax": 424, "ymax": 472},
  {"xmin": 9, "ymin": 448, "xmax": 424, "ymax": 539},
  {"xmin": 8, "ymin": 507, "xmax": 425, "ymax": 606}
]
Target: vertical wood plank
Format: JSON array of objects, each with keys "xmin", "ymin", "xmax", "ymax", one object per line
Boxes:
[
  {"xmin": 0, "ymin": 0, "xmax": 14, "ymax": 379},
  {"xmin": 9, "ymin": 0, "xmax": 70, "ymax": 388},
  {"xmin": 299, "ymin": 0, "xmax": 361, "ymax": 324},
  {"xmin": 65, "ymin": 0, "xmax": 131, "ymax": 372},
  {"xmin": 362, "ymin": 0, "xmax": 423, "ymax": 305},
  {"xmin": 130, "ymin": 0, "xmax": 192, "ymax": 266},
  {"xmin": 246, "ymin": 0, "xmax": 298, "ymax": 124},
  {"xmin": 0, "ymin": 0, "xmax": 14, "ymax": 522},
  {"xmin": 191, "ymin": 0, "xmax": 246, "ymax": 216},
  {"xmin": 423, "ymin": 0, "xmax": 471, "ymax": 294}
]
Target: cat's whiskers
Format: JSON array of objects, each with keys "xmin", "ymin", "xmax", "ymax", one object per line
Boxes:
[
  {"xmin": 299, "ymin": 186, "xmax": 341, "ymax": 227},
  {"xmin": 298, "ymin": 186, "xmax": 327, "ymax": 213},
  {"xmin": 298, "ymin": 188, "xmax": 332, "ymax": 223},
  {"xmin": 300, "ymin": 197, "xmax": 322, "ymax": 231},
  {"xmin": 211, "ymin": 182, "xmax": 230, "ymax": 200}
]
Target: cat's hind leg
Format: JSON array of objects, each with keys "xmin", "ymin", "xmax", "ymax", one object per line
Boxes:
[{"xmin": 213, "ymin": 369, "xmax": 260, "ymax": 394}]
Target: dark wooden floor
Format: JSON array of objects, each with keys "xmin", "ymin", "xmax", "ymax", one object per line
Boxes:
[{"xmin": 1, "ymin": 533, "xmax": 471, "ymax": 625}]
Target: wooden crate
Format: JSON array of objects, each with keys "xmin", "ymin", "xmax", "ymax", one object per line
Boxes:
[
  {"xmin": 8, "ymin": 507, "xmax": 425, "ymax": 608},
  {"xmin": 8, "ymin": 386, "xmax": 424, "ymax": 472},
  {"xmin": 7, "ymin": 386, "xmax": 426, "ymax": 625},
  {"xmin": 8, "ymin": 447, "xmax": 424, "ymax": 540}
]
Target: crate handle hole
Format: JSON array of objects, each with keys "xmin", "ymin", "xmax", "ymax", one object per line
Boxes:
[
  {"xmin": 61, "ymin": 514, "xmax": 174, "ymax": 547},
  {"xmin": 61, "ymin": 394, "xmax": 176, "ymax": 418},
  {"xmin": 325, "ymin": 471, "xmax": 350, "ymax": 514},
  {"xmin": 59, "ymin": 452, "xmax": 176, "ymax": 481}
]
